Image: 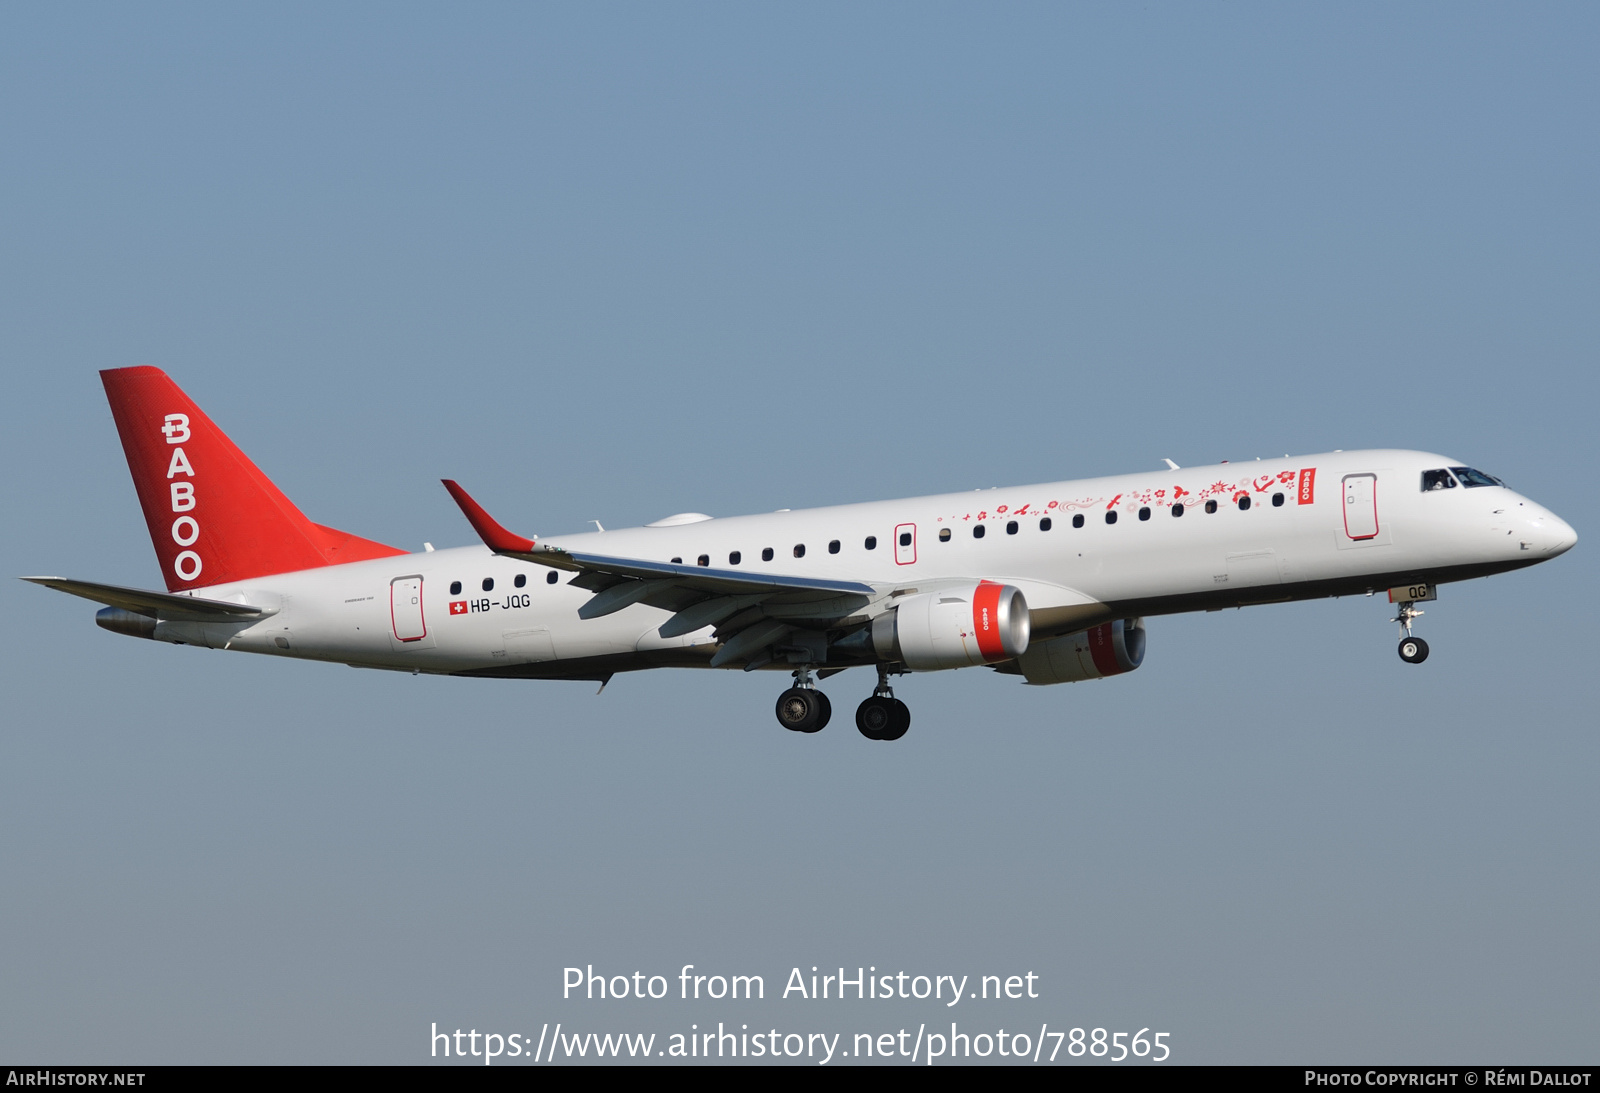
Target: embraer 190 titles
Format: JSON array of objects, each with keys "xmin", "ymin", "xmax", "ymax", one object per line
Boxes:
[{"xmin": 24, "ymin": 367, "xmax": 1578, "ymax": 740}]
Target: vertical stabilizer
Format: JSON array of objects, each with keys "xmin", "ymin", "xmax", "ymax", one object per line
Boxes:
[{"xmin": 100, "ymin": 366, "xmax": 405, "ymax": 591}]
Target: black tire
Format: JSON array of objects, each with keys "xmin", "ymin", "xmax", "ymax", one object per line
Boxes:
[
  {"xmin": 1398, "ymin": 636, "xmax": 1430, "ymax": 664},
  {"xmin": 814, "ymin": 690, "xmax": 832, "ymax": 732},
  {"xmin": 879, "ymin": 698, "xmax": 911, "ymax": 741},
  {"xmin": 776, "ymin": 687, "xmax": 825, "ymax": 733},
  {"xmin": 856, "ymin": 696, "xmax": 895, "ymax": 740}
]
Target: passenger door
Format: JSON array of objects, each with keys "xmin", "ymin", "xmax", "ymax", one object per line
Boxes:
[
  {"xmin": 1342, "ymin": 474, "xmax": 1380, "ymax": 541},
  {"xmin": 390, "ymin": 576, "xmax": 427, "ymax": 642}
]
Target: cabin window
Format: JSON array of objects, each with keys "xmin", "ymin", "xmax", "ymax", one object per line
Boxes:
[
  {"xmin": 864, "ymin": 536, "xmax": 877, "ymax": 550},
  {"xmin": 898, "ymin": 532, "xmax": 912, "ymax": 547},
  {"xmin": 729, "ymin": 551, "xmax": 741, "ymax": 565},
  {"xmin": 762, "ymin": 547, "xmax": 774, "ymax": 561},
  {"xmin": 546, "ymin": 571, "xmax": 558, "ymax": 584},
  {"xmin": 1171, "ymin": 504, "xmax": 1184, "ymax": 517},
  {"xmin": 482, "ymin": 577, "xmax": 494, "ymax": 592},
  {"xmin": 1271, "ymin": 492, "xmax": 1285, "ymax": 507},
  {"xmin": 1072, "ymin": 514, "xmax": 1085, "ymax": 528},
  {"xmin": 793, "ymin": 544, "xmax": 806, "ymax": 558},
  {"xmin": 1450, "ymin": 467, "xmax": 1505, "ymax": 488},
  {"xmin": 1204, "ymin": 500, "xmax": 1218, "ymax": 514},
  {"xmin": 828, "ymin": 540, "xmax": 840, "ymax": 554},
  {"xmin": 1006, "ymin": 520, "xmax": 1018, "ymax": 534},
  {"xmin": 1039, "ymin": 516, "xmax": 1052, "ymax": 531},
  {"xmin": 514, "ymin": 574, "xmax": 526, "ymax": 588},
  {"xmin": 697, "ymin": 554, "xmax": 710, "ymax": 567},
  {"xmin": 1138, "ymin": 507, "xmax": 1151, "ymax": 521},
  {"xmin": 450, "ymin": 581, "xmax": 462, "ymax": 595},
  {"xmin": 1105, "ymin": 511, "xmax": 1118, "ymax": 525},
  {"xmin": 939, "ymin": 527, "xmax": 951, "ymax": 541},
  {"xmin": 973, "ymin": 524, "xmax": 986, "ymax": 539},
  {"xmin": 1421, "ymin": 469, "xmax": 1457, "ymax": 491},
  {"xmin": 1238, "ymin": 496, "xmax": 1251, "ymax": 511}
]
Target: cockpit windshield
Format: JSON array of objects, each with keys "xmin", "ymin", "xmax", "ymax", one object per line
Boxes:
[
  {"xmin": 1421, "ymin": 469, "xmax": 1457, "ymax": 491},
  {"xmin": 1450, "ymin": 466, "xmax": 1506, "ymax": 488}
]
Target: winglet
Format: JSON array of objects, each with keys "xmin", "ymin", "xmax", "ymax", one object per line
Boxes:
[{"xmin": 441, "ymin": 480, "xmax": 537, "ymax": 553}]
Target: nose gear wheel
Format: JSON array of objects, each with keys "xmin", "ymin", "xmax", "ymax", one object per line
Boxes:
[{"xmin": 1390, "ymin": 600, "xmax": 1430, "ymax": 664}]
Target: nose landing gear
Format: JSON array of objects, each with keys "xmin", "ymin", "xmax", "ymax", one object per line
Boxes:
[
  {"xmin": 855, "ymin": 665, "xmax": 910, "ymax": 741},
  {"xmin": 1392, "ymin": 600, "xmax": 1430, "ymax": 664},
  {"xmin": 775, "ymin": 668, "xmax": 831, "ymax": 733}
]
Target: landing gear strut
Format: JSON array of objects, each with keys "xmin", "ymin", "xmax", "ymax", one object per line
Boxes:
[
  {"xmin": 856, "ymin": 664, "xmax": 910, "ymax": 741},
  {"xmin": 1392, "ymin": 600, "xmax": 1429, "ymax": 665},
  {"xmin": 775, "ymin": 667, "xmax": 831, "ymax": 733}
]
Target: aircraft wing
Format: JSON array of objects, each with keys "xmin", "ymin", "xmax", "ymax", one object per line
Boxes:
[
  {"xmin": 442, "ymin": 481, "xmax": 881, "ymax": 667},
  {"xmin": 20, "ymin": 577, "xmax": 275, "ymax": 621}
]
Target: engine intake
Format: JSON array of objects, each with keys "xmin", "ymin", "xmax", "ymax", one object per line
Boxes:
[
  {"xmin": 873, "ymin": 581, "xmax": 1029, "ymax": 671},
  {"xmin": 1013, "ymin": 618, "xmax": 1144, "ymax": 684}
]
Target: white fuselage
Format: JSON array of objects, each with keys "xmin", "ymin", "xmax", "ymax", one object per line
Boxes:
[{"xmin": 147, "ymin": 451, "xmax": 1576, "ymax": 680}]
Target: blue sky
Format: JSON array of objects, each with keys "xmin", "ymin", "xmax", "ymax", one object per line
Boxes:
[{"xmin": 1, "ymin": 3, "xmax": 1596, "ymax": 1063}]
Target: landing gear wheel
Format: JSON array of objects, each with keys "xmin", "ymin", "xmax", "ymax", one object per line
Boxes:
[
  {"xmin": 856, "ymin": 696, "xmax": 895, "ymax": 740},
  {"xmin": 776, "ymin": 687, "xmax": 827, "ymax": 733},
  {"xmin": 882, "ymin": 698, "xmax": 910, "ymax": 741},
  {"xmin": 1398, "ymin": 636, "xmax": 1429, "ymax": 664},
  {"xmin": 857, "ymin": 696, "xmax": 910, "ymax": 740}
]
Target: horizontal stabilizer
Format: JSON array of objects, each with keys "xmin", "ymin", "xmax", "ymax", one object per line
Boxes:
[{"xmin": 20, "ymin": 577, "xmax": 274, "ymax": 621}]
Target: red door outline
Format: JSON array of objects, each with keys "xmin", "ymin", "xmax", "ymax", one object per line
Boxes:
[
  {"xmin": 894, "ymin": 523, "xmax": 917, "ymax": 565},
  {"xmin": 1341, "ymin": 474, "xmax": 1379, "ymax": 540},
  {"xmin": 390, "ymin": 576, "xmax": 427, "ymax": 641}
]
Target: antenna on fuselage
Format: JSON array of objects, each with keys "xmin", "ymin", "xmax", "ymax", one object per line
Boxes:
[{"xmin": 1163, "ymin": 458, "xmax": 1180, "ymax": 471}]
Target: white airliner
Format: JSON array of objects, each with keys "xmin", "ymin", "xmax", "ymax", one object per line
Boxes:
[{"xmin": 26, "ymin": 367, "xmax": 1578, "ymax": 740}]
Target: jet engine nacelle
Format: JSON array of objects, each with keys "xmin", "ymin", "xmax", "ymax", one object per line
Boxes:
[
  {"xmin": 872, "ymin": 581, "xmax": 1030, "ymax": 671},
  {"xmin": 1014, "ymin": 618, "xmax": 1145, "ymax": 685}
]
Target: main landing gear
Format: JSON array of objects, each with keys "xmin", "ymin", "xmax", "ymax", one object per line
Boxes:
[
  {"xmin": 775, "ymin": 668, "xmax": 831, "ymax": 733},
  {"xmin": 1392, "ymin": 600, "xmax": 1430, "ymax": 665},
  {"xmin": 772, "ymin": 664, "xmax": 911, "ymax": 740},
  {"xmin": 856, "ymin": 665, "xmax": 910, "ymax": 742}
]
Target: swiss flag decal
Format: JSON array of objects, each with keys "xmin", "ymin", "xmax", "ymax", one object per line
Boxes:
[{"xmin": 449, "ymin": 601, "xmax": 469, "ymax": 615}]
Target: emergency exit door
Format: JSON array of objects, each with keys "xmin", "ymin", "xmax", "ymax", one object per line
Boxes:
[
  {"xmin": 1342, "ymin": 474, "xmax": 1379, "ymax": 540},
  {"xmin": 390, "ymin": 576, "xmax": 427, "ymax": 641},
  {"xmin": 894, "ymin": 523, "xmax": 917, "ymax": 565}
]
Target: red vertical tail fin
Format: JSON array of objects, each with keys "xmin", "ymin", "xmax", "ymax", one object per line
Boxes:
[{"xmin": 100, "ymin": 366, "xmax": 406, "ymax": 591}]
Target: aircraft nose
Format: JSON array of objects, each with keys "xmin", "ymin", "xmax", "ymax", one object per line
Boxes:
[
  {"xmin": 1546, "ymin": 514, "xmax": 1578, "ymax": 556},
  {"xmin": 1523, "ymin": 501, "xmax": 1578, "ymax": 557}
]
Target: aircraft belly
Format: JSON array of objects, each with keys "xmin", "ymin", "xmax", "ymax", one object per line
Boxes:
[{"xmin": 544, "ymin": 613, "xmax": 654, "ymax": 660}]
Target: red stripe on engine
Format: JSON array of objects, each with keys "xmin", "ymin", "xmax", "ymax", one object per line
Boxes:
[
  {"xmin": 972, "ymin": 582, "xmax": 1006, "ymax": 662},
  {"xmin": 1087, "ymin": 623, "xmax": 1122, "ymax": 676}
]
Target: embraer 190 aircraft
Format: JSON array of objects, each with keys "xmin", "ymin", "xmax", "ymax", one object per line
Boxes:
[{"xmin": 26, "ymin": 367, "xmax": 1578, "ymax": 740}]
